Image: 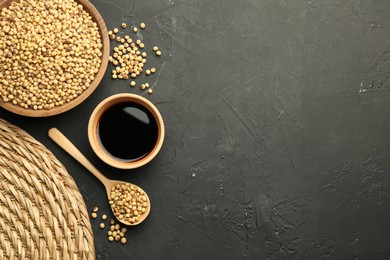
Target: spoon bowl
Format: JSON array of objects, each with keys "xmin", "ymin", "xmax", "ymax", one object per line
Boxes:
[
  {"xmin": 48, "ymin": 128, "xmax": 150, "ymax": 226},
  {"xmin": 103, "ymin": 179, "xmax": 151, "ymax": 225}
]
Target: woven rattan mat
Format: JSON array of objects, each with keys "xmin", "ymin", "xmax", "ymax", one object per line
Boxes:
[{"xmin": 0, "ymin": 119, "xmax": 95, "ymax": 259}]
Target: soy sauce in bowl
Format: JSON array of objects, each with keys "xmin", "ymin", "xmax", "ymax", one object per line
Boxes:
[{"xmin": 98, "ymin": 102, "xmax": 158, "ymax": 162}]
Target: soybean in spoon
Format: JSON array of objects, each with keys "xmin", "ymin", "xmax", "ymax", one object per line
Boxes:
[{"xmin": 48, "ymin": 128, "xmax": 150, "ymax": 226}]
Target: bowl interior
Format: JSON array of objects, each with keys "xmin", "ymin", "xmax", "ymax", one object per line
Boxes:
[
  {"xmin": 0, "ymin": 0, "xmax": 109, "ymax": 117},
  {"xmin": 88, "ymin": 94, "xmax": 165, "ymax": 169}
]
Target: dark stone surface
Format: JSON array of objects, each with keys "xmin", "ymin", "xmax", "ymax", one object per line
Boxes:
[{"xmin": 1, "ymin": 0, "xmax": 390, "ymax": 259}]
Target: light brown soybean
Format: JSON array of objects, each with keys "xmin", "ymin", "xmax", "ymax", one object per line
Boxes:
[{"xmin": 0, "ymin": 0, "xmax": 102, "ymax": 110}]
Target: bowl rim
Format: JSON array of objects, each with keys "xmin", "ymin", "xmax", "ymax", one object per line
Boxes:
[
  {"xmin": 0, "ymin": 0, "xmax": 109, "ymax": 117},
  {"xmin": 88, "ymin": 93, "xmax": 165, "ymax": 169}
]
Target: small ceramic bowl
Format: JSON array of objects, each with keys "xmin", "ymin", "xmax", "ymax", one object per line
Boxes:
[{"xmin": 88, "ymin": 93, "xmax": 165, "ymax": 169}]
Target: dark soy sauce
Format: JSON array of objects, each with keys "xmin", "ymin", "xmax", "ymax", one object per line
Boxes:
[{"xmin": 98, "ymin": 102, "xmax": 158, "ymax": 162}]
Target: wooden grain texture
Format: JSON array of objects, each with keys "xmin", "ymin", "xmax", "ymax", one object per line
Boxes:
[{"xmin": 0, "ymin": 0, "xmax": 109, "ymax": 117}]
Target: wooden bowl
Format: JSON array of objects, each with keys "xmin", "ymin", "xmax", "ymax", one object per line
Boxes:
[
  {"xmin": 0, "ymin": 0, "xmax": 109, "ymax": 117},
  {"xmin": 88, "ymin": 94, "xmax": 165, "ymax": 169}
]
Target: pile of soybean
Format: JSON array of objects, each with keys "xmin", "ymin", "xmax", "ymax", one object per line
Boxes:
[{"xmin": 0, "ymin": 0, "xmax": 102, "ymax": 110}]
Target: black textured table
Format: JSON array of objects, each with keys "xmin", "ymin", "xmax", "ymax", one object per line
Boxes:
[{"xmin": 1, "ymin": 0, "xmax": 390, "ymax": 259}]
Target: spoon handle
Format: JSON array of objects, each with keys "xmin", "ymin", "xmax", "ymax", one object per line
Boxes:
[{"xmin": 48, "ymin": 128, "xmax": 109, "ymax": 185}]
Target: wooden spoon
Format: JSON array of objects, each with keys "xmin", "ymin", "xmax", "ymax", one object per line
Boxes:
[{"xmin": 48, "ymin": 128, "xmax": 150, "ymax": 226}]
